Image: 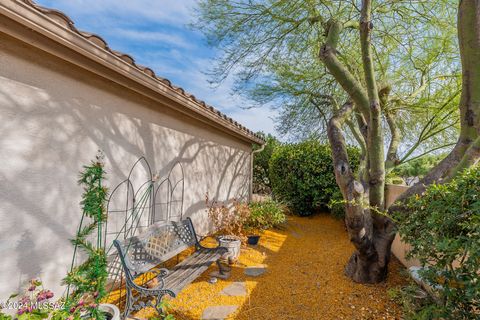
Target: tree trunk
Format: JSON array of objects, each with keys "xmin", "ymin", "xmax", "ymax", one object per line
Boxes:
[
  {"xmin": 328, "ymin": 102, "xmax": 395, "ymax": 283},
  {"xmin": 324, "ymin": 0, "xmax": 480, "ymax": 284}
]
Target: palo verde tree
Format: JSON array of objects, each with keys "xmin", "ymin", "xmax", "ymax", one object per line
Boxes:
[{"xmin": 195, "ymin": 0, "xmax": 480, "ymax": 284}]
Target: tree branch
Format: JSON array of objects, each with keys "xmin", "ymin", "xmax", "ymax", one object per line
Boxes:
[
  {"xmin": 318, "ymin": 19, "xmax": 371, "ymax": 120},
  {"xmin": 360, "ymin": 0, "xmax": 385, "ymax": 210}
]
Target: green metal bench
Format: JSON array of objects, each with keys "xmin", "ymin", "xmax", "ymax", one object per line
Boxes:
[{"xmin": 113, "ymin": 218, "xmax": 229, "ymax": 319}]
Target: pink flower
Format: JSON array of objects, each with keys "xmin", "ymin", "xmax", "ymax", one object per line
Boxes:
[
  {"xmin": 19, "ymin": 296, "xmax": 29, "ymax": 304},
  {"xmin": 17, "ymin": 307, "xmax": 27, "ymax": 315},
  {"xmin": 27, "ymin": 285, "xmax": 36, "ymax": 292}
]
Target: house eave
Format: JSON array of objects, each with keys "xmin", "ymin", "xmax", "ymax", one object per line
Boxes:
[{"xmin": 0, "ymin": 0, "xmax": 265, "ymax": 146}]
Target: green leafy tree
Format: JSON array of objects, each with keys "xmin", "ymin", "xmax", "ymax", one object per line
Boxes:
[{"xmin": 194, "ymin": 0, "xmax": 480, "ymax": 283}]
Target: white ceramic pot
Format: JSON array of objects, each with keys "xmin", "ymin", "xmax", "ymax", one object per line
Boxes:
[
  {"xmin": 99, "ymin": 303, "xmax": 121, "ymax": 320},
  {"xmin": 218, "ymin": 235, "xmax": 241, "ymax": 263}
]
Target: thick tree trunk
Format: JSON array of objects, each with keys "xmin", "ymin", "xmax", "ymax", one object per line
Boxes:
[
  {"xmin": 323, "ymin": 0, "xmax": 480, "ymax": 285},
  {"xmin": 328, "ymin": 102, "xmax": 394, "ymax": 283}
]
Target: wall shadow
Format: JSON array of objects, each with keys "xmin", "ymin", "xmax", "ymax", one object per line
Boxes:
[{"xmin": 0, "ymin": 32, "xmax": 251, "ymax": 298}]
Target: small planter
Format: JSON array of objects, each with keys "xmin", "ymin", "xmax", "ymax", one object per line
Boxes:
[
  {"xmin": 217, "ymin": 235, "xmax": 241, "ymax": 263},
  {"xmin": 99, "ymin": 303, "xmax": 121, "ymax": 320},
  {"xmin": 247, "ymin": 235, "xmax": 260, "ymax": 245}
]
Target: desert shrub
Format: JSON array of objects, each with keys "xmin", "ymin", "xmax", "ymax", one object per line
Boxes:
[
  {"xmin": 269, "ymin": 139, "xmax": 359, "ymax": 216},
  {"xmin": 245, "ymin": 200, "xmax": 286, "ymax": 230},
  {"xmin": 388, "ymin": 283, "xmax": 438, "ymax": 320},
  {"xmin": 392, "ymin": 154, "xmax": 445, "ymax": 185},
  {"xmin": 395, "ymin": 166, "xmax": 480, "ymax": 319},
  {"xmin": 385, "ymin": 172, "xmax": 405, "ymax": 185},
  {"xmin": 327, "ymin": 189, "xmax": 347, "ymax": 219},
  {"xmin": 205, "ymin": 194, "xmax": 250, "ymax": 240}
]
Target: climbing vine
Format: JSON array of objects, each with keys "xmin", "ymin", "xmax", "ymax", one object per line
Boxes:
[{"xmin": 64, "ymin": 152, "xmax": 109, "ymax": 319}]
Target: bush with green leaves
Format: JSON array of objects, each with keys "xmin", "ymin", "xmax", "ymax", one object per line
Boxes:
[
  {"xmin": 252, "ymin": 133, "xmax": 280, "ymax": 194},
  {"xmin": 395, "ymin": 166, "xmax": 480, "ymax": 319},
  {"xmin": 269, "ymin": 139, "xmax": 359, "ymax": 216},
  {"xmin": 244, "ymin": 200, "xmax": 286, "ymax": 230},
  {"xmin": 392, "ymin": 154, "xmax": 445, "ymax": 183}
]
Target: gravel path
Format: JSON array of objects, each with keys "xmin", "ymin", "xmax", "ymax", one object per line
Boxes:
[{"xmin": 137, "ymin": 214, "xmax": 408, "ymax": 319}]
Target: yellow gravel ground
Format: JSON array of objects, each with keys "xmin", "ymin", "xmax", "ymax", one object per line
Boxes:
[{"xmin": 133, "ymin": 214, "xmax": 408, "ymax": 319}]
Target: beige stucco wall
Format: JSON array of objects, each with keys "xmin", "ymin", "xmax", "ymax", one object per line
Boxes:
[
  {"xmin": 385, "ymin": 184, "xmax": 421, "ymax": 268},
  {"xmin": 0, "ymin": 32, "xmax": 252, "ymax": 299}
]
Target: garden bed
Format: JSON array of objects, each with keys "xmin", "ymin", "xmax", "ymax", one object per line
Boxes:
[{"xmin": 134, "ymin": 214, "xmax": 408, "ymax": 319}]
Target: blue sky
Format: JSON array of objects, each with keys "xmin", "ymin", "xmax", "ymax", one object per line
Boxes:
[{"xmin": 36, "ymin": 0, "xmax": 277, "ymax": 136}]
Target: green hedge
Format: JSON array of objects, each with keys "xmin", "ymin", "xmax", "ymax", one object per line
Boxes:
[
  {"xmin": 269, "ymin": 139, "xmax": 359, "ymax": 216},
  {"xmin": 252, "ymin": 133, "xmax": 280, "ymax": 194},
  {"xmin": 395, "ymin": 166, "xmax": 480, "ymax": 319}
]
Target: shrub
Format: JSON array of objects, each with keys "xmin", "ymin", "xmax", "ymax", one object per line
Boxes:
[
  {"xmin": 395, "ymin": 166, "xmax": 480, "ymax": 319},
  {"xmin": 392, "ymin": 154, "xmax": 445, "ymax": 184},
  {"xmin": 327, "ymin": 189, "xmax": 347, "ymax": 219},
  {"xmin": 245, "ymin": 200, "xmax": 286, "ymax": 230},
  {"xmin": 253, "ymin": 133, "xmax": 280, "ymax": 194},
  {"xmin": 269, "ymin": 139, "xmax": 359, "ymax": 216},
  {"xmin": 205, "ymin": 194, "xmax": 250, "ymax": 240}
]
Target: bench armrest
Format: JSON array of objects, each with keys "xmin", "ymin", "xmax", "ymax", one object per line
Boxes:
[
  {"xmin": 150, "ymin": 267, "xmax": 169, "ymax": 278},
  {"xmin": 195, "ymin": 242, "xmax": 228, "ymax": 254}
]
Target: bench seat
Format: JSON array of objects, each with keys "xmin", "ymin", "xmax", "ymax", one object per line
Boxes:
[
  {"xmin": 113, "ymin": 218, "xmax": 228, "ymax": 319},
  {"xmin": 163, "ymin": 248, "xmax": 224, "ymax": 295}
]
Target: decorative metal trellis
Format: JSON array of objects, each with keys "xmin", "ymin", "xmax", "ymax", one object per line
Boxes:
[{"xmin": 68, "ymin": 156, "xmax": 185, "ymax": 307}]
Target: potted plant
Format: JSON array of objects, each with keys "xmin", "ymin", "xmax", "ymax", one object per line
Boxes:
[
  {"xmin": 244, "ymin": 200, "xmax": 287, "ymax": 245},
  {"xmin": 206, "ymin": 195, "xmax": 250, "ymax": 263}
]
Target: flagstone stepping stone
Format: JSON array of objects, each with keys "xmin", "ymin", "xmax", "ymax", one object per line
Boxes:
[
  {"xmin": 210, "ymin": 270, "xmax": 231, "ymax": 280},
  {"xmin": 220, "ymin": 282, "xmax": 247, "ymax": 296},
  {"xmin": 244, "ymin": 265, "xmax": 266, "ymax": 277},
  {"xmin": 201, "ymin": 305, "xmax": 238, "ymax": 320}
]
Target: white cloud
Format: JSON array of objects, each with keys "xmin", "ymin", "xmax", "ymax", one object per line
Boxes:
[
  {"xmin": 112, "ymin": 29, "xmax": 193, "ymax": 49},
  {"xmin": 38, "ymin": 0, "xmax": 196, "ymax": 25},
  {"xmin": 35, "ymin": 0, "xmax": 280, "ymax": 137}
]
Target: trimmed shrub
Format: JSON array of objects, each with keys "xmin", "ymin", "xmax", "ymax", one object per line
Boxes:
[
  {"xmin": 395, "ymin": 166, "xmax": 480, "ymax": 319},
  {"xmin": 269, "ymin": 139, "xmax": 359, "ymax": 216},
  {"xmin": 245, "ymin": 200, "xmax": 286, "ymax": 230},
  {"xmin": 253, "ymin": 133, "xmax": 280, "ymax": 194},
  {"xmin": 392, "ymin": 154, "xmax": 445, "ymax": 182}
]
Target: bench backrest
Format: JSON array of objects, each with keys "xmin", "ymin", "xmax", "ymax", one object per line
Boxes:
[{"xmin": 113, "ymin": 218, "xmax": 198, "ymax": 275}]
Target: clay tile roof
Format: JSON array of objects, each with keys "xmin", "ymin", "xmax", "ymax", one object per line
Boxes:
[{"xmin": 18, "ymin": 0, "xmax": 265, "ymax": 144}]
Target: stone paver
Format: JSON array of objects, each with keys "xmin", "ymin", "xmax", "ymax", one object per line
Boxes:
[
  {"xmin": 201, "ymin": 305, "xmax": 238, "ymax": 320},
  {"xmin": 220, "ymin": 282, "xmax": 247, "ymax": 296},
  {"xmin": 209, "ymin": 270, "xmax": 231, "ymax": 280},
  {"xmin": 244, "ymin": 265, "xmax": 266, "ymax": 277}
]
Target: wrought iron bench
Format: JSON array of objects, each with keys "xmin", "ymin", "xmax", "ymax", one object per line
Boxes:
[{"xmin": 113, "ymin": 218, "xmax": 229, "ymax": 318}]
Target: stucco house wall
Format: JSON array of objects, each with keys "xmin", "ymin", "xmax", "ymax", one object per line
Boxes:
[{"xmin": 0, "ymin": 1, "xmax": 262, "ymax": 299}]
